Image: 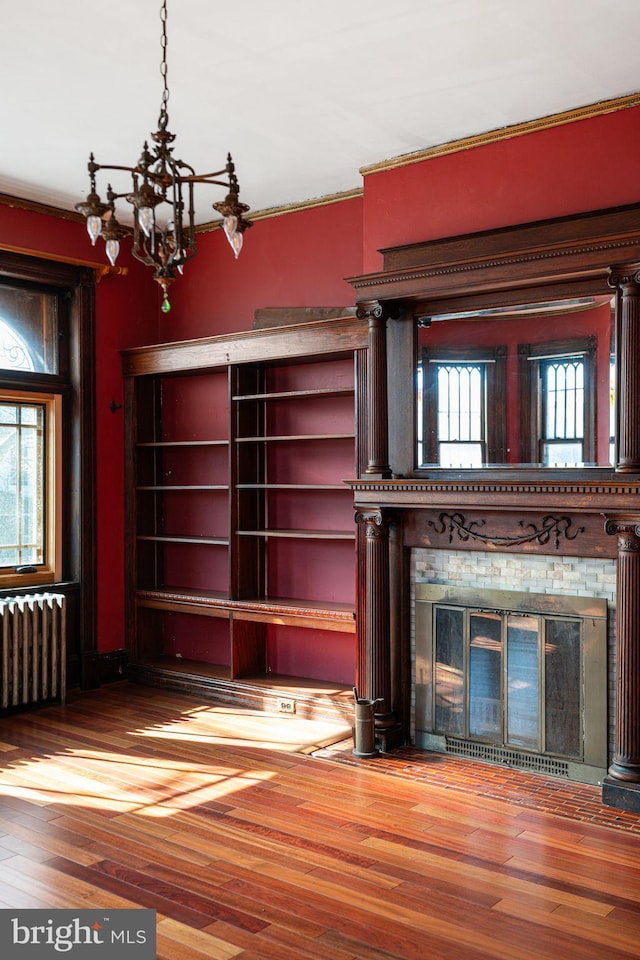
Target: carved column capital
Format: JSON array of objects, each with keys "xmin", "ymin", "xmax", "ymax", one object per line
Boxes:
[
  {"xmin": 356, "ymin": 299, "xmax": 385, "ymax": 322},
  {"xmin": 355, "ymin": 508, "xmax": 392, "ymax": 538},
  {"xmin": 608, "ymin": 262, "xmax": 640, "ymax": 291},
  {"xmin": 604, "ymin": 514, "xmax": 640, "ymax": 548}
]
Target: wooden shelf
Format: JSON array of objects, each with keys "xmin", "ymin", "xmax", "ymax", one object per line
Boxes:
[
  {"xmin": 137, "ymin": 535, "xmax": 228, "ymax": 545},
  {"xmin": 135, "ymin": 587, "xmax": 356, "ymax": 631},
  {"xmin": 136, "ymin": 440, "xmax": 228, "ymax": 447},
  {"xmin": 136, "ymin": 485, "xmax": 229, "ymax": 491},
  {"xmin": 236, "ymin": 433, "xmax": 355, "ymax": 443},
  {"xmin": 232, "ymin": 387, "xmax": 354, "ymax": 401},
  {"xmin": 237, "ymin": 528, "xmax": 356, "ymax": 540},
  {"xmin": 236, "ymin": 483, "xmax": 346, "ymax": 490},
  {"xmin": 231, "ymin": 596, "xmax": 356, "ymax": 631}
]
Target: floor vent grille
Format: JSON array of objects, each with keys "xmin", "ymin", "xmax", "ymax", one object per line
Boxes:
[{"xmin": 445, "ymin": 738, "xmax": 570, "ymax": 778}]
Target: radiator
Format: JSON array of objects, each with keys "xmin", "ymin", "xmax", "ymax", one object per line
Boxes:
[{"xmin": 1, "ymin": 593, "xmax": 66, "ymax": 709}]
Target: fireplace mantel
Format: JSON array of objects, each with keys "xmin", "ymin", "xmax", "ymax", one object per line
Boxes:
[
  {"xmin": 348, "ymin": 203, "xmax": 640, "ymax": 811},
  {"xmin": 346, "ymin": 475, "xmax": 640, "ymax": 511}
]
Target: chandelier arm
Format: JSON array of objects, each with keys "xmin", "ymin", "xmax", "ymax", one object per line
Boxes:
[
  {"xmin": 92, "ymin": 163, "xmax": 144, "ymax": 176},
  {"xmin": 180, "ymin": 173, "xmax": 235, "ymax": 185},
  {"xmin": 104, "ymin": 189, "xmax": 139, "ymax": 203}
]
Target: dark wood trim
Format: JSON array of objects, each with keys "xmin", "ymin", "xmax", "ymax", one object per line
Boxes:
[
  {"xmin": 72, "ymin": 272, "xmax": 98, "ymax": 687},
  {"xmin": 348, "ymin": 204, "xmax": 640, "ymax": 305},
  {"xmin": 82, "ymin": 648, "xmax": 129, "ymax": 686},
  {"xmin": 345, "ymin": 474, "xmax": 640, "ymax": 512},
  {"xmin": 121, "ymin": 316, "xmax": 369, "ymax": 377}
]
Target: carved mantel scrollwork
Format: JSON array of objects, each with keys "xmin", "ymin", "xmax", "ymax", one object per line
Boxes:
[{"xmin": 428, "ymin": 512, "xmax": 585, "ymax": 550}]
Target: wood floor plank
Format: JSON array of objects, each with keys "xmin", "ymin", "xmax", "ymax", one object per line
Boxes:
[
  {"xmin": 156, "ymin": 918, "xmax": 242, "ymax": 960},
  {"xmin": 1, "ymin": 684, "xmax": 640, "ymax": 959}
]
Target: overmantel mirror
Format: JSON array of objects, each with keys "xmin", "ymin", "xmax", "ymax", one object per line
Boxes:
[
  {"xmin": 416, "ymin": 294, "xmax": 615, "ymax": 470},
  {"xmin": 348, "ymin": 203, "xmax": 640, "ymax": 479}
]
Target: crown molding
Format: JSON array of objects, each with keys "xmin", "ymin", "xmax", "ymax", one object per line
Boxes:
[
  {"xmin": 0, "ymin": 191, "xmax": 84, "ymax": 223},
  {"xmin": 195, "ymin": 186, "xmax": 364, "ymax": 234},
  {"xmin": 3, "ymin": 91, "xmax": 638, "ymax": 235},
  {"xmin": 360, "ymin": 92, "xmax": 640, "ymax": 177}
]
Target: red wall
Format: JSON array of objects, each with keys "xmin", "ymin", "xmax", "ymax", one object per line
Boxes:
[
  {"xmin": 162, "ymin": 196, "xmax": 364, "ymax": 339},
  {"xmin": 363, "ymin": 106, "xmax": 640, "ymax": 272},
  {"xmin": 93, "ymin": 262, "xmax": 157, "ymax": 653}
]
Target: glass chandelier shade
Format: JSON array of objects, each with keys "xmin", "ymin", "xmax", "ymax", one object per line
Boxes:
[{"xmin": 75, "ymin": 0, "xmax": 251, "ymax": 312}]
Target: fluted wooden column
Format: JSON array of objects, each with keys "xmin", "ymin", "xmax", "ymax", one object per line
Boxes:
[
  {"xmin": 388, "ymin": 515, "xmax": 403, "ymax": 720},
  {"xmin": 355, "ymin": 509, "xmax": 391, "ymax": 707},
  {"xmin": 603, "ymin": 516, "xmax": 640, "ymax": 809},
  {"xmin": 356, "ymin": 301, "xmax": 391, "ymax": 478},
  {"xmin": 355, "ymin": 509, "xmax": 403, "ymax": 749},
  {"xmin": 609, "ymin": 264, "xmax": 640, "ymax": 472}
]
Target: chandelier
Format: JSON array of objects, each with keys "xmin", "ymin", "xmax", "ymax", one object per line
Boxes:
[{"xmin": 75, "ymin": 0, "xmax": 251, "ymax": 313}]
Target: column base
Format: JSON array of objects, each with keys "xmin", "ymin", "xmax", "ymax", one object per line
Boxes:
[
  {"xmin": 602, "ymin": 776, "xmax": 640, "ymax": 813},
  {"xmin": 376, "ymin": 722, "xmax": 405, "ymax": 754}
]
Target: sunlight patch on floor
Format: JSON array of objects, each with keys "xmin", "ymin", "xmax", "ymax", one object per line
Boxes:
[
  {"xmin": 0, "ymin": 748, "xmax": 277, "ymax": 815},
  {"xmin": 132, "ymin": 706, "xmax": 351, "ymax": 754},
  {"xmin": 0, "ymin": 706, "xmax": 350, "ymax": 817}
]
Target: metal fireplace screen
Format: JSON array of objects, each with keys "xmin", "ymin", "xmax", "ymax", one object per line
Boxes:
[{"xmin": 414, "ymin": 583, "xmax": 607, "ymax": 785}]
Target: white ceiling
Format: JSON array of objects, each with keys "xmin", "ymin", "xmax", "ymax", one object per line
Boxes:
[{"xmin": 1, "ymin": 0, "xmax": 639, "ymax": 224}]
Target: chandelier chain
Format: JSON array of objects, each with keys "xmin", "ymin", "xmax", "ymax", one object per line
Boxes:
[{"xmin": 160, "ymin": 0, "xmax": 169, "ymax": 111}]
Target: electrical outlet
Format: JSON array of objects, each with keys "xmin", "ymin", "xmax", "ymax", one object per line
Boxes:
[{"xmin": 278, "ymin": 698, "xmax": 296, "ymax": 714}]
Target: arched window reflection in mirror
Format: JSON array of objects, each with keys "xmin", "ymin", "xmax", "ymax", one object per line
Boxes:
[
  {"xmin": 0, "ymin": 317, "xmax": 35, "ymax": 372},
  {"xmin": 416, "ymin": 296, "xmax": 615, "ymax": 469}
]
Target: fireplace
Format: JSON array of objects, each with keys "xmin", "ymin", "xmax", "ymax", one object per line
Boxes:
[{"xmin": 414, "ymin": 575, "xmax": 609, "ymax": 784}]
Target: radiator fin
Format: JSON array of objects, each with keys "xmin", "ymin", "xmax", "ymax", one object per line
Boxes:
[{"xmin": 1, "ymin": 593, "xmax": 66, "ymax": 709}]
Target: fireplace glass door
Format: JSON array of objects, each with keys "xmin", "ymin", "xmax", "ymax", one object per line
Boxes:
[
  {"xmin": 415, "ymin": 584, "xmax": 607, "ymax": 781},
  {"xmin": 434, "ymin": 604, "xmax": 581, "ymax": 756}
]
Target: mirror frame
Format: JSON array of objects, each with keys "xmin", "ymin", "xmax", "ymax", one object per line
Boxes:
[{"xmin": 348, "ymin": 203, "xmax": 640, "ymax": 480}]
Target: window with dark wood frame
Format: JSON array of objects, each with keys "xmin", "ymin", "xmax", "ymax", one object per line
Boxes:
[
  {"xmin": 419, "ymin": 345, "xmax": 507, "ymax": 466},
  {"xmin": 0, "ymin": 251, "xmax": 96, "ymax": 689},
  {"xmin": 518, "ymin": 336, "xmax": 596, "ymax": 465}
]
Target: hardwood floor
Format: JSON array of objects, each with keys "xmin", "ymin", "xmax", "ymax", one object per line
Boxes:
[{"xmin": 0, "ymin": 683, "xmax": 639, "ymax": 959}]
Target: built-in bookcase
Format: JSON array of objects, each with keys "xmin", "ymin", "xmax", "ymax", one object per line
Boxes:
[{"xmin": 122, "ymin": 318, "xmax": 368, "ymax": 717}]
